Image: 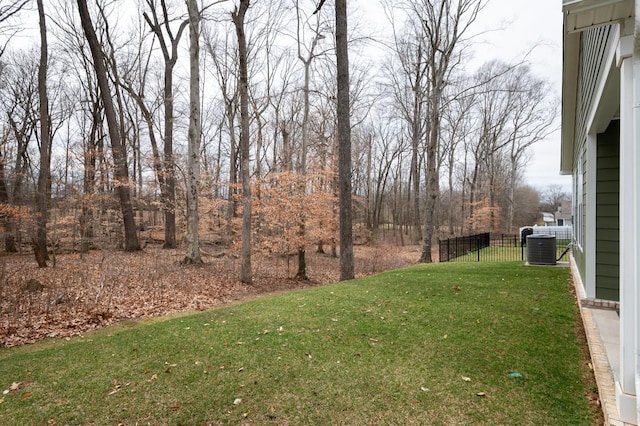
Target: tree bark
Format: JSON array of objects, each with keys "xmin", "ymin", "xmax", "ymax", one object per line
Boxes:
[
  {"xmin": 77, "ymin": 0, "xmax": 140, "ymax": 252},
  {"xmin": 35, "ymin": 0, "xmax": 51, "ymax": 265},
  {"xmin": 335, "ymin": 0, "xmax": 354, "ymax": 280},
  {"xmin": 183, "ymin": 0, "xmax": 203, "ymax": 265},
  {"xmin": 232, "ymin": 0, "xmax": 252, "ymax": 284}
]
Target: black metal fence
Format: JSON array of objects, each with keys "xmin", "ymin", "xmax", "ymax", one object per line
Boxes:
[
  {"xmin": 438, "ymin": 232, "xmax": 571, "ymax": 263},
  {"xmin": 439, "ymin": 233, "xmax": 491, "ymax": 262}
]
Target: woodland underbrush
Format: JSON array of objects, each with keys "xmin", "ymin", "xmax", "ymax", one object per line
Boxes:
[{"xmin": 0, "ymin": 242, "xmax": 420, "ymax": 347}]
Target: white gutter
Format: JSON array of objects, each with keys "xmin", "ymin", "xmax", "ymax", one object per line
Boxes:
[
  {"xmin": 634, "ymin": 2, "xmax": 640, "ymax": 422},
  {"xmin": 565, "ymin": 0, "xmax": 629, "ymax": 13}
]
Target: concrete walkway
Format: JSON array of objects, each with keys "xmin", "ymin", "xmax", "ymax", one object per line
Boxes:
[{"xmin": 580, "ymin": 304, "xmax": 627, "ymax": 425}]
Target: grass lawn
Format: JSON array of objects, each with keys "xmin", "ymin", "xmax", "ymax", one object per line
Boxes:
[
  {"xmin": 451, "ymin": 245, "xmax": 571, "ymax": 263},
  {"xmin": 0, "ymin": 262, "xmax": 595, "ymax": 425}
]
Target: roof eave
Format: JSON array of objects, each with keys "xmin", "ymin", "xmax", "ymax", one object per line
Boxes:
[{"xmin": 561, "ymin": 29, "xmax": 581, "ymax": 174}]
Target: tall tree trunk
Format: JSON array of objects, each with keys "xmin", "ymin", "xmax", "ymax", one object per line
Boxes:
[
  {"xmin": 420, "ymin": 105, "xmax": 439, "ymax": 263},
  {"xmin": 226, "ymin": 101, "xmax": 238, "ymax": 241},
  {"xmin": 162, "ymin": 69, "xmax": 177, "ymax": 249},
  {"xmin": 232, "ymin": 0, "xmax": 252, "ymax": 284},
  {"xmin": 410, "ymin": 43, "xmax": 424, "ymax": 242},
  {"xmin": 0, "ymin": 132, "xmax": 16, "ymax": 252},
  {"xmin": 77, "ymin": 0, "xmax": 140, "ymax": 252},
  {"xmin": 142, "ymin": 1, "xmax": 189, "ymax": 250},
  {"xmin": 335, "ymin": 0, "xmax": 354, "ymax": 280},
  {"xmin": 183, "ymin": 0, "xmax": 202, "ymax": 264},
  {"xmin": 35, "ymin": 0, "xmax": 51, "ymax": 266}
]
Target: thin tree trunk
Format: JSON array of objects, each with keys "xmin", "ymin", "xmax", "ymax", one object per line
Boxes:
[
  {"xmin": 142, "ymin": 2, "xmax": 189, "ymax": 250},
  {"xmin": 35, "ymin": 0, "xmax": 51, "ymax": 265},
  {"xmin": 232, "ymin": 0, "xmax": 252, "ymax": 284}
]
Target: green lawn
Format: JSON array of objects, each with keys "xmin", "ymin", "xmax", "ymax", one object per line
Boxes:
[
  {"xmin": 450, "ymin": 245, "xmax": 571, "ymax": 263},
  {"xmin": 0, "ymin": 262, "xmax": 594, "ymax": 425}
]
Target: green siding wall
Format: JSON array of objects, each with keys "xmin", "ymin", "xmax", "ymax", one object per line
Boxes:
[
  {"xmin": 595, "ymin": 120, "xmax": 619, "ymax": 301},
  {"xmin": 573, "ymin": 144, "xmax": 587, "ymax": 283},
  {"xmin": 572, "ymin": 25, "xmax": 616, "ymax": 290}
]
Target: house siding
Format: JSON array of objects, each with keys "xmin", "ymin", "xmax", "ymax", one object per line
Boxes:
[
  {"xmin": 596, "ymin": 120, "xmax": 620, "ymax": 301},
  {"xmin": 573, "ymin": 25, "xmax": 616, "ymax": 285},
  {"xmin": 575, "ymin": 25, "xmax": 613, "ymax": 155}
]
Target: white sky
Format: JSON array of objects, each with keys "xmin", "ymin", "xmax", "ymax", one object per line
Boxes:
[{"xmin": 473, "ymin": 0, "xmax": 570, "ymax": 191}]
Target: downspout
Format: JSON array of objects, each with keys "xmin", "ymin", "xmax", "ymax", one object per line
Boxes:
[
  {"xmin": 618, "ymin": 15, "xmax": 638, "ymax": 423},
  {"xmin": 635, "ymin": 3, "xmax": 640, "ymax": 423}
]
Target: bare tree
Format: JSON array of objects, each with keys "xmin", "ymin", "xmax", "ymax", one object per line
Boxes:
[
  {"xmin": 52, "ymin": 2, "xmax": 105, "ymax": 253},
  {"xmin": 232, "ymin": 0, "xmax": 252, "ymax": 284},
  {"xmin": 441, "ymin": 90, "xmax": 474, "ymax": 235},
  {"xmin": 0, "ymin": 0, "xmax": 28, "ymax": 58},
  {"xmin": 183, "ymin": 0, "xmax": 202, "ymax": 264},
  {"xmin": 294, "ymin": 0, "xmax": 329, "ymax": 279},
  {"xmin": 417, "ymin": 0, "xmax": 485, "ymax": 262},
  {"xmin": 540, "ymin": 184, "xmax": 569, "ymax": 212},
  {"xmin": 334, "ymin": 0, "xmax": 353, "ymax": 280},
  {"xmin": 381, "ymin": 5, "xmax": 429, "ymax": 242},
  {"xmin": 1, "ymin": 49, "xmax": 39, "ymax": 252},
  {"xmin": 76, "ymin": 0, "xmax": 140, "ymax": 252},
  {"xmin": 142, "ymin": 0, "xmax": 189, "ymax": 249},
  {"xmin": 204, "ymin": 27, "xmax": 239, "ymax": 242},
  {"xmin": 33, "ymin": 0, "xmax": 51, "ymax": 266},
  {"xmin": 503, "ymin": 66, "xmax": 558, "ymax": 232}
]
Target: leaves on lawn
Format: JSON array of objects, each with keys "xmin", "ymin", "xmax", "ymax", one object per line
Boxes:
[
  {"xmin": 1, "ymin": 246, "xmax": 414, "ymax": 347},
  {"xmin": 2, "ymin": 382, "xmax": 22, "ymax": 395},
  {"xmin": 108, "ymin": 381, "xmax": 131, "ymax": 395}
]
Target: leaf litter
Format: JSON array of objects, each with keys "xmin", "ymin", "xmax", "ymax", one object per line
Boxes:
[{"xmin": 0, "ymin": 245, "xmax": 418, "ymax": 347}]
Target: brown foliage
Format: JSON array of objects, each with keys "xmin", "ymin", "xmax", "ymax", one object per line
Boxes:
[{"xmin": 253, "ymin": 171, "xmax": 338, "ymax": 255}]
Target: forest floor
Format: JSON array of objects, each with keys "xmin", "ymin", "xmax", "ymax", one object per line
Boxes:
[{"xmin": 0, "ymin": 243, "xmax": 422, "ymax": 347}]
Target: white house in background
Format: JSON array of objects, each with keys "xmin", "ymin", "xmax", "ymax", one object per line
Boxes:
[
  {"xmin": 562, "ymin": 0, "xmax": 639, "ymax": 423},
  {"xmin": 555, "ymin": 200, "xmax": 573, "ymax": 227},
  {"xmin": 542, "ymin": 212, "xmax": 556, "ymax": 225}
]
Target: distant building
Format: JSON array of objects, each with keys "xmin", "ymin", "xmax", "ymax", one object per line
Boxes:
[
  {"xmin": 554, "ymin": 200, "xmax": 573, "ymax": 227},
  {"xmin": 541, "ymin": 212, "xmax": 555, "ymax": 225}
]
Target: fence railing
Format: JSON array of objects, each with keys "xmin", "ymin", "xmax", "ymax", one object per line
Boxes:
[
  {"xmin": 438, "ymin": 233, "xmax": 491, "ymax": 262},
  {"xmin": 438, "ymin": 232, "xmax": 571, "ymax": 263}
]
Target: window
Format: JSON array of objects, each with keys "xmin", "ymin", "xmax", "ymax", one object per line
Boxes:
[{"xmin": 574, "ymin": 150, "xmax": 584, "ymax": 248}]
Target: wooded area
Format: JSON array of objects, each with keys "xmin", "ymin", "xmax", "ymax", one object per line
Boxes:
[{"xmin": 0, "ymin": 0, "xmax": 562, "ymax": 281}]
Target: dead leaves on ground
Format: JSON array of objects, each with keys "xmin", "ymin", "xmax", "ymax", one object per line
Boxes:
[
  {"xmin": 2, "ymin": 381, "xmax": 22, "ymax": 395},
  {"xmin": 1, "ymin": 245, "xmax": 415, "ymax": 347}
]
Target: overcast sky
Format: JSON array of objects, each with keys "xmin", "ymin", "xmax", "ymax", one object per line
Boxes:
[
  {"xmin": 359, "ymin": 0, "xmax": 571, "ymax": 192},
  {"xmin": 474, "ymin": 0, "xmax": 570, "ymax": 191},
  {"xmin": 12, "ymin": 0, "xmax": 571, "ymax": 192}
]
